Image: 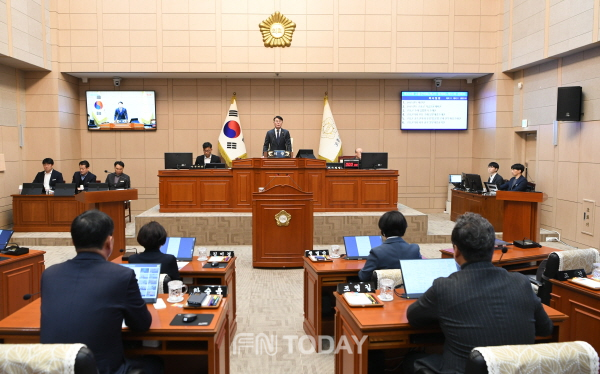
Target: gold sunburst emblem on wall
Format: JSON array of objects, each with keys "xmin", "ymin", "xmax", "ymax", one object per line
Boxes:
[{"xmin": 259, "ymin": 12, "xmax": 296, "ymax": 48}]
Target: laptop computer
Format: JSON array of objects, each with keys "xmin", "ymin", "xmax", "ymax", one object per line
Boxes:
[
  {"xmin": 159, "ymin": 237, "xmax": 196, "ymax": 261},
  {"xmin": 53, "ymin": 183, "xmax": 76, "ymax": 196},
  {"xmin": 87, "ymin": 183, "xmax": 109, "ymax": 192},
  {"xmin": 484, "ymin": 182, "xmax": 498, "ymax": 193},
  {"xmin": 399, "ymin": 258, "xmax": 460, "ymax": 299},
  {"xmin": 119, "ymin": 263, "xmax": 161, "ymax": 303},
  {"xmin": 342, "ymin": 235, "xmax": 383, "ymax": 260},
  {"xmin": 21, "ymin": 183, "xmax": 43, "ymax": 195},
  {"xmin": 0, "ymin": 230, "xmax": 14, "ymax": 251}
]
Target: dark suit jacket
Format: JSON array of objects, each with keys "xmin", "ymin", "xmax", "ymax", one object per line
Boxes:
[
  {"xmin": 114, "ymin": 107, "xmax": 128, "ymax": 121},
  {"xmin": 499, "ymin": 175, "xmax": 527, "ymax": 191},
  {"xmin": 194, "ymin": 154, "xmax": 221, "ymax": 167},
  {"xmin": 358, "ymin": 237, "xmax": 422, "ymax": 281},
  {"xmin": 40, "ymin": 252, "xmax": 151, "ymax": 374},
  {"xmin": 32, "ymin": 169, "xmax": 64, "ymax": 193},
  {"xmin": 105, "ymin": 172, "xmax": 131, "ymax": 189},
  {"xmin": 71, "ymin": 171, "xmax": 97, "ymax": 190},
  {"xmin": 129, "ymin": 250, "xmax": 181, "ymax": 281},
  {"xmin": 407, "ymin": 261, "xmax": 553, "ymax": 374},
  {"xmin": 263, "ymin": 128, "xmax": 292, "ymax": 153},
  {"xmin": 487, "ymin": 173, "xmax": 503, "ymax": 186}
]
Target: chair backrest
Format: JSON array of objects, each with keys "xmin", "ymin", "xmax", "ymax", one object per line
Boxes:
[
  {"xmin": 0, "ymin": 344, "xmax": 97, "ymax": 374},
  {"xmin": 371, "ymin": 269, "xmax": 403, "ymax": 289},
  {"xmin": 466, "ymin": 341, "xmax": 599, "ymax": 374},
  {"xmin": 159, "ymin": 273, "xmax": 172, "ymax": 293}
]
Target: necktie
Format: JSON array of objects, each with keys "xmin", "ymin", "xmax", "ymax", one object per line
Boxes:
[{"xmin": 277, "ymin": 130, "xmax": 280, "ymax": 139}]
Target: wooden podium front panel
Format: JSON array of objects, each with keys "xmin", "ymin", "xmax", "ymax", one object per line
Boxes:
[
  {"xmin": 362, "ymin": 179, "xmax": 393, "ymax": 206},
  {"xmin": 503, "ymin": 201, "xmax": 538, "ymax": 242},
  {"xmin": 450, "ymin": 190, "xmax": 504, "ymax": 232},
  {"xmin": 199, "ymin": 178, "xmax": 231, "ymax": 209},
  {"xmin": 328, "ymin": 179, "xmax": 359, "ymax": 207},
  {"xmin": 306, "ymin": 170, "xmax": 325, "ymax": 208},
  {"xmin": 12, "ymin": 195, "xmax": 86, "ymax": 232},
  {"xmin": 233, "ymin": 170, "xmax": 253, "ymax": 209}
]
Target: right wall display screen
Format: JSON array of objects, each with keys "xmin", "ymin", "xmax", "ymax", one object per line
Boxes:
[{"xmin": 401, "ymin": 91, "xmax": 468, "ymax": 130}]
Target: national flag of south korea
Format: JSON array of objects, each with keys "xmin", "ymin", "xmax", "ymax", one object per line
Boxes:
[
  {"xmin": 218, "ymin": 94, "xmax": 247, "ymax": 166},
  {"xmin": 318, "ymin": 95, "xmax": 342, "ymax": 163}
]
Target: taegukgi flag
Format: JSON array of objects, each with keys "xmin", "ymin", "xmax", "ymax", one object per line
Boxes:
[
  {"xmin": 218, "ymin": 94, "xmax": 247, "ymax": 166},
  {"xmin": 318, "ymin": 95, "xmax": 342, "ymax": 162}
]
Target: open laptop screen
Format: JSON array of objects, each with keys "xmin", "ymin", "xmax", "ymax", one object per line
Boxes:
[
  {"xmin": 343, "ymin": 236, "xmax": 383, "ymax": 258},
  {"xmin": 400, "ymin": 259, "xmax": 460, "ymax": 298},
  {"xmin": 119, "ymin": 263, "xmax": 161, "ymax": 304},
  {"xmin": 0, "ymin": 230, "xmax": 14, "ymax": 250},
  {"xmin": 159, "ymin": 237, "xmax": 196, "ymax": 261}
]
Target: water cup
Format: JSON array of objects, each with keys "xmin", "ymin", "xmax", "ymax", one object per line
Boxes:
[
  {"xmin": 18, "ymin": 185, "xmax": 23, "ymax": 194},
  {"xmin": 379, "ymin": 278, "xmax": 394, "ymax": 301},
  {"xmin": 167, "ymin": 280, "xmax": 188, "ymax": 303},
  {"xmin": 330, "ymin": 245, "xmax": 340, "ymax": 259},
  {"xmin": 198, "ymin": 247, "xmax": 208, "ymax": 261}
]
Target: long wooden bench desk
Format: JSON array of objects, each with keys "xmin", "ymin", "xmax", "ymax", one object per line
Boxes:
[
  {"xmin": 334, "ymin": 291, "xmax": 568, "ymax": 374},
  {"xmin": 0, "ymin": 295, "xmax": 230, "ymax": 374},
  {"xmin": 440, "ymin": 245, "xmax": 557, "ymax": 272},
  {"xmin": 0, "ymin": 250, "xmax": 46, "ymax": 320},
  {"xmin": 114, "ymin": 255, "xmax": 237, "ymax": 340}
]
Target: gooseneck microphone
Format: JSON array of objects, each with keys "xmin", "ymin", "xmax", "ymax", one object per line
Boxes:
[
  {"xmin": 23, "ymin": 291, "xmax": 41, "ymax": 300},
  {"xmin": 104, "ymin": 170, "xmax": 110, "ymax": 173}
]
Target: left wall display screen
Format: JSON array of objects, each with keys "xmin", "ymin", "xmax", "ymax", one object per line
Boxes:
[{"xmin": 86, "ymin": 91, "xmax": 157, "ymax": 131}]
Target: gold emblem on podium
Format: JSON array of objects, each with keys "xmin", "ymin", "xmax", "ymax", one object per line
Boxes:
[
  {"xmin": 275, "ymin": 210, "xmax": 292, "ymax": 227},
  {"xmin": 259, "ymin": 12, "xmax": 296, "ymax": 48}
]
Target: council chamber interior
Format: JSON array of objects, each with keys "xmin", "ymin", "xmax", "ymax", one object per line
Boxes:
[{"xmin": 1, "ymin": 0, "xmax": 600, "ymax": 373}]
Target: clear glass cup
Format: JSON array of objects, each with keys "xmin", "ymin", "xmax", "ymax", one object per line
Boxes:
[
  {"xmin": 379, "ymin": 278, "xmax": 394, "ymax": 301},
  {"xmin": 330, "ymin": 245, "xmax": 340, "ymax": 259},
  {"xmin": 198, "ymin": 247, "xmax": 208, "ymax": 261}
]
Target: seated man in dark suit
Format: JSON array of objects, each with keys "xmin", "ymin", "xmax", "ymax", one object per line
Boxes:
[
  {"xmin": 194, "ymin": 142, "xmax": 221, "ymax": 167},
  {"xmin": 262, "ymin": 116, "xmax": 292, "ymax": 157},
  {"xmin": 71, "ymin": 160, "xmax": 97, "ymax": 192},
  {"xmin": 358, "ymin": 211, "xmax": 422, "ymax": 281},
  {"xmin": 105, "ymin": 160, "xmax": 131, "ymax": 189},
  {"xmin": 40, "ymin": 210, "xmax": 162, "ymax": 374},
  {"xmin": 129, "ymin": 221, "xmax": 180, "ymax": 281},
  {"xmin": 32, "ymin": 157, "xmax": 64, "ymax": 193},
  {"xmin": 487, "ymin": 161, "xmax": 503, "ymax": 185},
  {"xmin": 404, "ymin": 212, "xmax": 553, "ymax": 374},
  {"xmin": 498, "ymin": 163, "xmax": 527, "ymax": 191}
]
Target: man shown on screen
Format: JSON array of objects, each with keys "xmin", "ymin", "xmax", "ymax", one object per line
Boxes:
[
  {"xmin": 195, "ymin": 142, "xmax": 221, "ymax": 167},
  {"xmin": 71, "ymin": 160, "xmax": 97, "ymax": 192},
  {"xmin": 263, "ymin": 116, "xmax": 292, "ymax": 157},
  {"xmin": 487, "ymin": 162, "xmax": 503, "ymax": 185},
  {"xmin": 33, "ymin": 158, "xmax": 64, "ymax": 193},
  {"xmin": 498, "ymin": 163, "xmax": 527, "ymax": 191},
  {"xmin": 114, "ymin": 101, "xmax": 128, "ymax": 121},
  {"xmin": 105, "ymin": 161, "xmax": 131, "ymax": 189}
]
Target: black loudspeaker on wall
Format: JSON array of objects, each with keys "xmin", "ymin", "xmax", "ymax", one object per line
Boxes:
[{"xmin": 556, "ymin": 86, "xmax": 582, "ymax": 121}]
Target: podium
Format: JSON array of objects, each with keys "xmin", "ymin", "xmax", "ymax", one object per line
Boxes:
[
  {"xmin": 75, "ymin": 189, "xmax": 138, "ymax": 261},
  {"xmin": 252, "ymin": 183, "xmax": 313, "ymax": 268},
  {"xmin": 496, "ymin": 191, "xmax": 545, "ymax": 243}
]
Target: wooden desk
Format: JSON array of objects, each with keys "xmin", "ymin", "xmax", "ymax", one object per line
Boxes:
[
  {"xmin": 12, "ymin": 195, "xmax": 87, "ymax": 232},
  {"xmin": 0, "ymin": 295, "xmax": 229, "ymax": 374},
  {"xmin": 159, "ymin": 158, "xmax": 399, "ymax": 213},
  {"xmin": 114, "ymin": 255, "xmax": 237, "ymax": 340},
  {"xmin": 0, "ymin": 250, "xmax": 45, "ymax": 320},
  {"xmin": 440, "ymin": 246, "xmax": 557, "ymax": 272},
  {"xmin": 334, "ymin": 291, "xmax": 568, "ymax": 374},
  {"xmin": 549, "ymin": 278, "xmax": 600, "ymax": 354},
  {"xmin": 303, "ymin": 257, "xmax": 365, "ymax": 351},
  {"xmin": 450, "ymin": 190, "xmax": 504, "ymax": 231}
]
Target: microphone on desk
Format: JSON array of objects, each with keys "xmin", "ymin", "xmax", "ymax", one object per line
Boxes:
[
  {"xmin": 23, "ymin": 291, "xmax": 41, "ymax": 300},
  {"xmin": 104, "ymin": 170, "xmax": 110, "ymax": 173}
]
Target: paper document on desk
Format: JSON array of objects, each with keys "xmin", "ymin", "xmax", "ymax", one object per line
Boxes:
[{"xmin": 177, "ymin": 262, "xmax": 189, "ymax": 270}]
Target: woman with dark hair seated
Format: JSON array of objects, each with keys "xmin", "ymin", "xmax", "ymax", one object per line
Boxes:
[
  {"xmin": 358, "ymin": 211, "xmax": 422, "ymax": 281},
  {"xmin": 128, "ymin": 221, "xmax": 181, "ymax": 281}
]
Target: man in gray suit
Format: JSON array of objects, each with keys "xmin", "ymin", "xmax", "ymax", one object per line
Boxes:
[{"xmin": 404, "ymin": 212, "xmax": 553, "ymax": 374}]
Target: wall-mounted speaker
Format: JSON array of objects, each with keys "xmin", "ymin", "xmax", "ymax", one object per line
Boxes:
[{"xmin": 556, "ymin": 86, "xmax": 582, "ymax": 121}]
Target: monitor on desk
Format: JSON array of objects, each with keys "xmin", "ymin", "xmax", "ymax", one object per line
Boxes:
[
  {"xmin": 360, "ymin": 152, "xmax": 388, "ymax": 169},
  {"xmin": 21, "ymin": 183, "xmax": 43, "ymax": 195},
  {"xmin": 464, "ymin": 173, "xmax": 484, "ymax": 192},
  {"xmin": 204, "ymin": 163, "xmax": 226, "ymax": 169},
  {"xmin": 119, "ymin": 263, "xmax": 161, "ymax": 303},
  {"xmin": 53, "ymin": 183, "xmax": 76, "ymax": 196},
  {"xmin": 165, "ymin": 152, "xmax": 193, "ymax": 169},
  {"xmin": 343, "ymin": 236, "xmax": 383, "ymax": 260},
  {"xmin": 87, "ymin": 183, "xmax": 109, "ymax": 192},
  {"xmin": 159, "ymin": 237, "xmax": 196, "ymax": 261}
]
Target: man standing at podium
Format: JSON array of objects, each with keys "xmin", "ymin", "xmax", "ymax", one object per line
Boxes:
[{"xmin": 263, "ymin": 116, "xmax": 292, "ymax": 157}]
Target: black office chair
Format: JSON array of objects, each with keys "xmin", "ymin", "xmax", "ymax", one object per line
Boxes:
[
  {"xmin": 0, "ymin": 344, "xmax": 97, "ymax": 374},
  {"xmin": 533, "ymin": 248, "xmax": 599, "ymax": 305}
]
